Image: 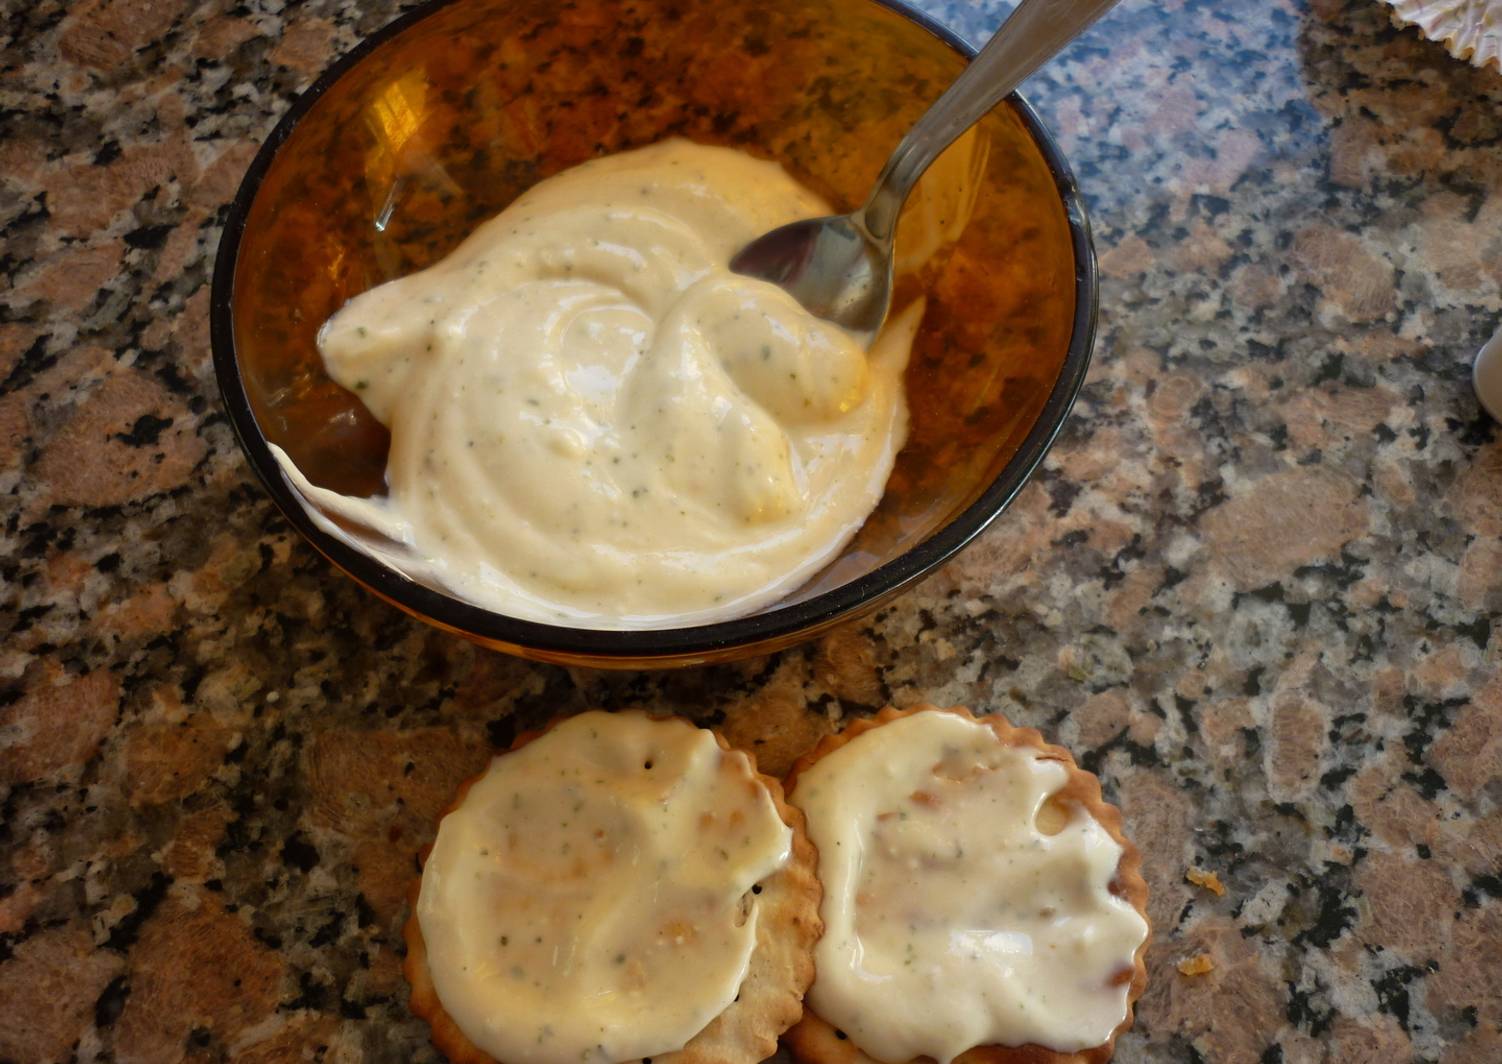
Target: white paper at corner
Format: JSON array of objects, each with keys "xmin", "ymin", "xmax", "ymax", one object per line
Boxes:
[{"xmin": 1382, "ymin": 0, "xmax": 1502, "ymax": 71}]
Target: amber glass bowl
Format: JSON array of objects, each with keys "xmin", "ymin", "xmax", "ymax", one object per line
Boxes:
[{"xmin": 211, "ymin": 0, "xmax": 1097, "ymax": 668}]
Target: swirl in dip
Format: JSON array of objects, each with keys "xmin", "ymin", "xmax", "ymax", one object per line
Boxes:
[{"xmin": 273, "ymin": 140, "xmax": 919, "ymax": 628}]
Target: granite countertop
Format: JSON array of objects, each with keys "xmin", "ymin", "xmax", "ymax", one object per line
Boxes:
[{"xmin": 2, "ymin": 0, "xmax": 1500, "ymax": 1060}]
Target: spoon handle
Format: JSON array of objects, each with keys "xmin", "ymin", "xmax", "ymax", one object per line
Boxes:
[{"xmin": 860, "ymin": 0, "xmax": 1123, "ymax": 242}]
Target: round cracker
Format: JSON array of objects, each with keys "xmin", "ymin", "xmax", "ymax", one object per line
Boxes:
[
  {"xmin": 783, "ymin": 704, "xmax": 1151, "ymax": 1064},
  {"xmin": 404, "ymin": 711, "xmax": 823, "ymax": 1064}
]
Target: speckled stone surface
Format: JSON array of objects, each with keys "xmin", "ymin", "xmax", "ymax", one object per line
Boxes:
[{"xmin": 1, "ymin": 0, "xmax": 1499, "ymax": 1061}]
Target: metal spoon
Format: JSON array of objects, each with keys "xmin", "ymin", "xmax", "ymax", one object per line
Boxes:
[{"xmin": 730, "ymin": 0, "xmax": 1123, "ymax": 345}]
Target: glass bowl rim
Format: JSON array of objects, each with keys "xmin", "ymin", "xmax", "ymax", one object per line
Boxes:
[{"xmin": 209, "ymin": 0, "xmax": 1099, "ymax": 661}]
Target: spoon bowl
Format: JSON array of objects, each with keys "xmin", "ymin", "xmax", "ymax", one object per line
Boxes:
[{"xmin": 730, "ymin": 216, "xmax": 891, "ymax": 346}]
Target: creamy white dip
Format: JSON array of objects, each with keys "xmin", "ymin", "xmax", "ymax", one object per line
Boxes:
[
  {"xmin": 792, "ymin": 711, "xmax": 1150, "ymax": 1063},
  {"xmin": 272, "ymin": 140, "xmax": 919, "ymax": 628}
]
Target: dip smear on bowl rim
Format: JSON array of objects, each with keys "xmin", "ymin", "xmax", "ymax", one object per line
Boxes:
[
  {"xmin": 783, "ymin": 705, "xmax": 1151, "ymax": 1064},
  {"xmin": 404, "ymin": 710, "xmax": 822, "ymax": 1064}
]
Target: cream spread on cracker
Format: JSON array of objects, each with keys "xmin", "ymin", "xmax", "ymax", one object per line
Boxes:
[
  {"xmin": 416, "ymin": 711, "xmax": 792, "ymax": 1064},
  {"xmin": 793, "ymin": 710, "xmax": 1148, "ymax": 1062}
]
